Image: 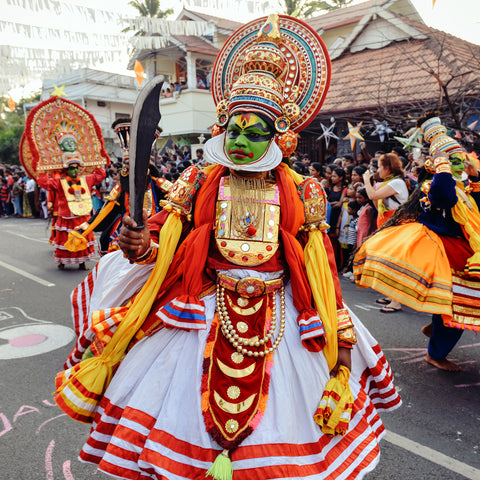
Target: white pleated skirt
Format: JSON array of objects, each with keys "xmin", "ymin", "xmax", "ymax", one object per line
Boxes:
[{"xmin": 75, "ymin": 262, "xmax": 401, "ymax": 480}]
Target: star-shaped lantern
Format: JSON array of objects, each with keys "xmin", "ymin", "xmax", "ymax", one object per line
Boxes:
[
  {"xmin": 50, "ymin": 84, "xmax": 67, "ymax": 97},
  {"xmin": 344, "ymin": 121, "xmax": 364, "ymax": 150},
  {"xmin": 372, "ymin": 119, "xmax": 393, "ymax": 143},
  {"xmin": 317, "ymin": 121, "xmax": 339, "ymax": 149},
  {"xmin": 394, "ymin": 127, "xmax": 423, "ymax": 152}
]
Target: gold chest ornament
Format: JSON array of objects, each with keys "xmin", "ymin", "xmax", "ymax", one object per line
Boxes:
[
  {"xmin": 60, "ymin": 176, "xmax": 93, "ymax": 216},
  {"xmin": 215, "ymin": 175, "xmax": 280, "ymax": 267}
]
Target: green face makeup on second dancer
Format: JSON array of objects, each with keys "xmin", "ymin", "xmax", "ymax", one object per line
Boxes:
[
  {"xmin": 225, "ymin": 113, "xmax": 273, "ymax": 164},
  {"xmin": 450, "ymin": 153, "xmax": 466, "ymax": 179},
  {"xmin": 67, "ymin": 164, "xmax": 80, "ymax": 178}
]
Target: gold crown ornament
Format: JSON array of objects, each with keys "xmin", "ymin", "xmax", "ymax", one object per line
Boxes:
[
  {"xmin": 210, "ymin": 14, "xmax": 331, "ymax": 156},
  {"xmin": 420, "ymin": 116, "xmax": 464, "ymax": 157}
]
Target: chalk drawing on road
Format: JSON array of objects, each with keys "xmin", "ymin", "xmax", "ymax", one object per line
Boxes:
[{"xmin": 0, "ymin": 307, "xmax": 74, "ymax": 359}]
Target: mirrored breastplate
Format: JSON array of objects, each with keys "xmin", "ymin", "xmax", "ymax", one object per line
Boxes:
[{"xmin": 215, "ymin": 176, "xmax": 280, "ymax": 267}]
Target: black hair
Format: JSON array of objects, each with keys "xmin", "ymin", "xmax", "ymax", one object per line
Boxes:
[
  {"xmin": 348, "ymin": 200, "xmax": 360, "ymax": 212},
  {"xmin": 333, "ymin": 167, "xmax": 346, "ymax": 179},
  {"xmin": 353, "ymin": 165, "xmax": 367, "ymax": 176}
]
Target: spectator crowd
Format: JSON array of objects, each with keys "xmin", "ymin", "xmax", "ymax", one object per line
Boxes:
[{"xmin": 0, "ymin": 138, "xmax": 425, "ymax": 286}]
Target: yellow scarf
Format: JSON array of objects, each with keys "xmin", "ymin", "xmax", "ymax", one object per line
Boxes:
[
  {"xmin": 452, "ymin": 182, "xmax": 480, "ymax": 278},
  {"xmin": 376, "ymin": 174, "xmax": 398, "ymax": 215},
  {"xmin": 285, "ymin": 167, "xmax": 338, "ymax": 370}
]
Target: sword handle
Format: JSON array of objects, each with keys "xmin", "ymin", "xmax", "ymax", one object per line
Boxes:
[{"xmin": 125, "ymin": 223, "xmax": 145, "ymax": 260}]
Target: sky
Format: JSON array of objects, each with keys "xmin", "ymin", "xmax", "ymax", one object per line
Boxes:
[{"xmin": 4, "ymin": 0, "xmax": 480, "ymax": 100}]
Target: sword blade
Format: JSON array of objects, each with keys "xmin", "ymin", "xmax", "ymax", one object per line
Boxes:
[{"xmin": 129, "ymin": 76, "xmax": 164, "ymax": 228}]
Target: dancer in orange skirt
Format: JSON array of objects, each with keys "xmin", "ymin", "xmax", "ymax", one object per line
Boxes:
[{"xmin": 354, "ymin": 115, "xmax": 480, "ymax": 370}]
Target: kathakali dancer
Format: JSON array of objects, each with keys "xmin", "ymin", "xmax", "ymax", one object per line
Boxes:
[
  {"xmin": 354, "ymin": 114, "xmax": 480, "ymax": 371},
  {"xmin": 54, "ymin": 15, "xmax": 400, "ymax": 480},
  {"xmin": 67, "ymin": 118, "xmax": 172, "ymax": 256},
  {"xmin": 21, "ymin": 96, "xmax": 108, "ymax": 269}
]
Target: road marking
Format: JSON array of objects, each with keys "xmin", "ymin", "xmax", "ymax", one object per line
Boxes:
[
  {"xmin": 353, "ymin": 303, "xmax": 382, "ymax": 311},
  {"xmin": 0, "ymin": 260, "xmax": 55, "ymax": 287},
  {"xmin": 5, "ymin": 230, "xmax": 50, "ymax": 244},
  {"xmin": 385, "ymin": 431, "xmax": 480, "ymax": 479}
]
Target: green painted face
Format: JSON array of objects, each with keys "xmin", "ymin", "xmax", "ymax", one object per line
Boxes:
[
  {"xmin": 67, "ymin": 164, "xmax": 80, "ymax": 179},
  {"xmin": 225, "ymin": 113, "xmax": 273, "ymax": 164},
  {"xmin": 59, "ymin": 136, "xmax": 77, "ymax": 153},
  {"xmin": 450, "ymin": 153, "xmax": 466, "ymax": 179}
]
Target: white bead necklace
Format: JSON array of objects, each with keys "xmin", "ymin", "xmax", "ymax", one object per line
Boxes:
[{"xmin": 216, "ymin": 284, "xmax": 286, "ymax": 358}]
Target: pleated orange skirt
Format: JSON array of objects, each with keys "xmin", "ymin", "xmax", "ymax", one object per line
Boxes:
[{"xmin": 353, "ymin": 222, "xmax": 453, "ymax": 320}]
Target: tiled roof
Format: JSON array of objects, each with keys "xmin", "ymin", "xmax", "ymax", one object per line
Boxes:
[
  {"xmin": 173, "ymin": 35, "xmax": 219, "ymax": 56},
  {"xmin": 306, "ymin": 0, "xmax": 389, "ymax": 31},
  {"xmin": 180, "ymin": 9, "xmax": 242, "ymax": 32},
  {"xmin": 321, "ymin": 17, "xmax": 480, "ymax": 114}
]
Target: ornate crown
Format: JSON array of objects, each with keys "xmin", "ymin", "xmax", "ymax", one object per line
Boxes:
[
  {"xmin": 420, "ymin": 116, "xmax": 463, "ymax": 157},
  {"xmin": 211, "ymin": 14, "xmax": 331, "ymax": 156}
]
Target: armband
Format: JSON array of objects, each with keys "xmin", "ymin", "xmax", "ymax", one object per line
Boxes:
[
  {"xmin": 337, "ymin": 308, "xmax": 354, "ymax": 330},
  {"xmin": 469, "ymin": 180, "xmax": 480, "ymax": 193},
  {"xmin": 433, "ymin": 157, "xmax": 451, "ymax": 174},
  {"xmin": 337, "ymin": 327, "xmax": 357, "ymax": 346},
  {"xmin": 297, "ymin": 177, "xmax": 329, "ymax": 232},
  {"xmin": 159, "ymin": 166, "xmax": 206, "ymax": 218},
  {"xmin": 337, "ymin": 307, "xmax": 356, "ymax": 345},
  {"xmin": 156, "ymin": 177, "xmax": 174, "ymax": 193},
  {"xmin": 104, "ymin": 184, "xmax": 121, "ymax": 202}
]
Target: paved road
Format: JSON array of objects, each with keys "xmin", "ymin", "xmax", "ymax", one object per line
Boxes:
[{"xmin": 1, "ymin": 217, "xmax": 479, "ymax": 480}]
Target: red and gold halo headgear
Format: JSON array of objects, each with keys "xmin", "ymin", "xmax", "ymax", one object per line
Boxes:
[
  {"xmin": 22, "ymin": 96, "xmax": 109, "ymax": 176},
  {"xmin": 211, "ymin": 14, "xmax": 331, "ymax": 156}
]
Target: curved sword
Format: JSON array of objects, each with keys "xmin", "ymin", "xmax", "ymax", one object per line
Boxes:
[{"xmin": 129, "ymin": 75, "xmax": 164, "ymax": 229}]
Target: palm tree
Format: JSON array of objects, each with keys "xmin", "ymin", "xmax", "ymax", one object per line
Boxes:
[
  {"xmin": 281, "ymin": 0, "xmax": 354, "ymax": 18},
  {"xmin": 123, "ymin": 0, "xmax": 173, "ymax": 36},
  {"xmin": 129, "ymin": 0, "xmax": 173, "ymax": 18}
]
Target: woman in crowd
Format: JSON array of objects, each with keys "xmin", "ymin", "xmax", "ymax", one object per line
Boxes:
[
  {"xmin": 362, "ymin": 153, "xmax": 409, "ymax": 228},
  {"xmin": 361, "ymin": 153, "xmax": 409, "ymax": 312}
]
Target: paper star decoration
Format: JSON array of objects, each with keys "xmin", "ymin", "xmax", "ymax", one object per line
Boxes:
[
  {"xmin": 344, "ymin": 122, "xmax": 364, "ymax": 150},
  {"xmin": 317, "ymin": 121, "xmax": 338, "ymax": 149},
  {"xmin": 394, "ymin": 127, "xmax": 423, "ymax": 152},
  {"xmin": 51, "ymin": 84, "xmax": 67, "ymax": 97},
  {"xmin": 372, "ymin": 119, "xmax": 393, "ymax": 143}
]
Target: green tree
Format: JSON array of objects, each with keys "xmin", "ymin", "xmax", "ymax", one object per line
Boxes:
[
  {"xmin": 123, "ymin": 0, "xmax": 174, "ymax": 36},
  {"xmin": 129, "ymin": 0, "xmax": 173, "ymax": 18},
  {"xmin": 281, "ymin": 0, "xmax": 354, "ymax": 18},
  {"xmin": 0, "ymin": 92, "xmax": 40, "ymax": 166}
]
